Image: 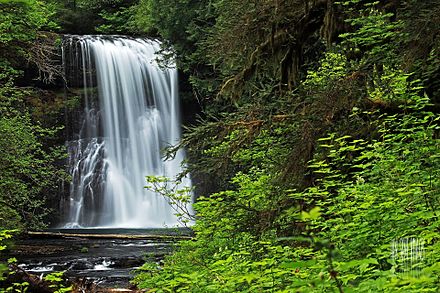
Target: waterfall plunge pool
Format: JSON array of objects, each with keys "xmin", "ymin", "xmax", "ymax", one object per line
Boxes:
[{"xmin": 7, "ymin": 228, "xmax": 192, "ymax": 289}]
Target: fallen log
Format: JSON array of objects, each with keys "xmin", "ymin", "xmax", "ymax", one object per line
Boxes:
[
  {"xmin": 4, "ymin": 266, "xmax": 144, "ymax": 293},
  {"xmin": 5, "ymin": 264, "xmax": 59, "ymax": 293},
  {"xmin": 27, "ymin": 231, "xmax": 192, "ymax": 241}
]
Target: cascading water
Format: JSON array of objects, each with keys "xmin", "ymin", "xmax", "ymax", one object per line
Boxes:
[{"xmin": 61, "ymin": 35, "xmax": 191, "ymax": 228}]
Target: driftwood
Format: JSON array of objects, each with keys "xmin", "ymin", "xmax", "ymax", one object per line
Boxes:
[
  {"xmin": 27, "ymin": 231, "xmax": 192, "ymax": 241},
  {"xmin": 5, "ymin": 266, "xmax": 144, "ymax": 293},
  {"xmin": 6, "ymin": 264, "xmax": 57, "ymax": 293}
]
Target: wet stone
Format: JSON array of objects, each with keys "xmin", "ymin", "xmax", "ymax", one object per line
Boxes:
[{"xmin": 5, "ymin": 228, "xmax": 190, "ymax": 289}]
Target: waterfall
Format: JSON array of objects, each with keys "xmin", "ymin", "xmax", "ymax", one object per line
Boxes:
[{"xmin": 61, "ymin": 35, "xmax": 191, "ymax": 228}]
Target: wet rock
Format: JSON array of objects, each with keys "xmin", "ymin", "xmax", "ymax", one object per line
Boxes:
[
  {"xmin": 69, "ymin": 260, "xmax": 94, "ymax": 270},
  {"xmin": 111, "ymin": 258, "xmax": 144, "ymax": 269},
  {"xmin": 6, "ymin": 228, "xmax": 189, "ymax": 289}
]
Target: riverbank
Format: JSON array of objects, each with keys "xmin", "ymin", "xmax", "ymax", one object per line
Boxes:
[{"xmin": 4, "ymin": 228, "xmax": 192, "ymax": 290}]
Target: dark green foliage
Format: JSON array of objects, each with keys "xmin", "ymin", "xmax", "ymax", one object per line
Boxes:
[
  {"xmin": 96, "ymin": 5, "xmax": 139, "ymax": 34},
  {"xmin": 133, "ymin": 0, "xmax": 440, "ymax": 292},
  {"xmin": 0, "ymin": 88, "xmax": 63, "ymax": 229},
  {"xmin": 134, "ymin": 74, "xmax": 440, "ymax": 293},
  {"xmin": 0, "ymin": 0, "xmax": 66, "ymax": 230},
  {"xmin": 400, "ymin": 0, "xmax": 440, "ymax": 101},
  {"xmin": 53, "ymin": 0, "xmax": 140, "ymax": 34}
]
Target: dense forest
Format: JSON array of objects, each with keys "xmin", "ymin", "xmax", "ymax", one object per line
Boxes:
[{"xmin": 1, "ymin": 0, "xmax": 440, "ymax": 292}]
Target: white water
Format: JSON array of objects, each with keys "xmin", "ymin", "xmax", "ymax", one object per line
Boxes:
[{"xmin": 63, "ymin": 36, "xmax": 191, "ymax": 228}]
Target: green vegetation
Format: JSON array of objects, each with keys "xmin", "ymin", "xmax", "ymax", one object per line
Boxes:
[
  {"xmin": 0, "ymin": 0, "xmax": 66, "ymax": 231},
  {"xmin": 0, "ymin": 0, "xmax": 67, "ymax": 288},
  {"xmin": 130, "ymin": 0, "xmax": 440, "ymax": 292},
  {"xmin": 0, "ymin": 0, "xmax": 439, "ymax": 292},
  {"xmin": 43, "ymin": 271, "xmax": 73, "ymax": 293}
]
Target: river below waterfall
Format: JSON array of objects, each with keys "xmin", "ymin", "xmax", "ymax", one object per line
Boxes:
[{"xmin": 7, "ymin": 228, "xmax": 191, "ymax": 288}]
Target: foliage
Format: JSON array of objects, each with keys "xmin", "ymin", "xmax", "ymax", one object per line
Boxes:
[
  {"xmin": 145, "ymin": 175, "xmax": 194, "ymax": 226},
  {"xmin": 0, "ymin": 78, "xmax": 65, "ymax": 231},
  {"xmin": 133, "ymin": 0, "xmax": 440, "ymax": 291},
  {"xmin": 0, "ymin": 0, "xmax": 58, "ymax": 75},
  {"xmin": 0, "ymin": 230, "xmax": 19, "ymax": 292},
  {"xmin": 135, "ymin": 74, "xmax": 440, "ymax": 292},
  {"xmin": 307, "ymin": 95, "xmax": 440, "ymax": 291},
  {"xmin": 0, "ymin": 0, "xmax": 66, "ymax": 230},
  {"xmin": 339, "ymin": 0, "xmax": 404, "ymax": 67},
  {"xmin": 43, "ymin": 272, "xmax": 72, "ymax": 293},
  {"xmin": 52, "ymin": 0, "xmax": 137, "ymax": 35},
  {"xmin": 96, "ymin": 6, "xmax": 139, "ymax": 34},
  {"xmin": 1, "ymin": 230, "xmax": 71, "ymax": 292},
  {"xmin": 400, "ymin": 0, "xmax": 440, "ymax": 101}
]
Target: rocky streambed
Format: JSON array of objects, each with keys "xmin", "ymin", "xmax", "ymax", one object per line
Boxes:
[{"xmin": 6, "ymin": 228, "xmax": 192, "ymax": 289}]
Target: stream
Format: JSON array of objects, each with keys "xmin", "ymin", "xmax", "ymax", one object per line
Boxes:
[{"xmin": 7, "ymin": 228, "xmax": 191, "ymax": 288}]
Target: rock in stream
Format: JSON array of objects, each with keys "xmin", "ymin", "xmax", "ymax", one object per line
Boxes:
[{"xmin": 6, "ymin": 228, "xmax": 192, "ymax": 289}]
